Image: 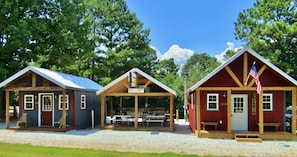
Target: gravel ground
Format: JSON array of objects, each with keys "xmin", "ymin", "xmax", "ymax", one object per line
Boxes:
[{"xmin": 1, "ymin": 120, "xmax": 297, "ymax": 157}]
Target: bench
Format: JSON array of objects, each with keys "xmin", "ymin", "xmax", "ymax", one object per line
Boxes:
[
  {"xmin": 257, "ymin": 123, "xmax": 280, "ymax": 131},
  {"xmin": 145, "ymin": 115, "xmax": 165, "ymax": 127},
  {"xmin": 201, "ymin": 122, "xmax": 219, "ymax": 130}
]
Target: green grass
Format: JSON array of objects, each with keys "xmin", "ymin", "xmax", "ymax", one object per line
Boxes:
[{"xmin": 0, "ymin": 142, "xmax": 209, "ymax": 157}]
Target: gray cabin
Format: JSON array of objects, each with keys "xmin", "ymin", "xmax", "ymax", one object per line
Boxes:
[{"xmin": 0, "ymin": 66, "xmax": 102, "ymax": 129}]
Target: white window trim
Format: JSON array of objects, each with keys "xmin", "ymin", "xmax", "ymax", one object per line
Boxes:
[
  {"xmin": 24, "ymin": 94, "xmax": 34, "ymax": 110},
  {"xmin": 263, "ymin": 93, "xmax": 273, "ymax": 111},
  {"xmin": 207, "ymin": 93, "xmax": 219, "ymax": 111},
  {"xmin": 58, "ymin": 95, "xmax": 69, "ymax": 110},
  {"xmin": 81, "ymin": 95, "xmax": 86, "ymax": 110}
]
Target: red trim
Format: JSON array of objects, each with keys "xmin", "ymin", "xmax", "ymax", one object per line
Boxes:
[
  {"xmin": 80, "ymin": 94, "xmax": 87, "ymax": 110},
  {"xmin": 58, "ymin": 94, "xmax": 69, "ymax": 111},
  {"xmin": 23, "ymin": 94, "xmax": 36, "ymax": 111},
  {"xmin": 73, "ymin": 90, "xmax": 76, "ymax": 128}
]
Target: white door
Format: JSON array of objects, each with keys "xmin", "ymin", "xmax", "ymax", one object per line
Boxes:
[{"xmin": 231, "ymin": 94, "xmax": 248, "ymax": 131}]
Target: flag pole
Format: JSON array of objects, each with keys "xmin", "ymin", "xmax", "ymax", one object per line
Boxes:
[{"xmin": 244, "ymin": 61, "xmax": 256, "ymax": 85}]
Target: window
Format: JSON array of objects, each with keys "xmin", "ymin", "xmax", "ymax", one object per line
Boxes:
[
  {"xmin": 207, "ymin": 93, "xmax": 219, "ymax": 111},
  {"xmin": 81, "ymin": 95, "xmax": 86, "ymax": 109},
  {"xmin": 263, "ymin": 93, "xmax": 273, "ymax": 111},
  {"xmin": 58, "ymin": 95, "xmax": 69, "ymax": 110},
  {"xmin": 24, "ymin": 95, "xmax": 34, "ymax": 110}
]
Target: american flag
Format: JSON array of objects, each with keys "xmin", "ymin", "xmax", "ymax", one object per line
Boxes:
[{"xmin": 249, "ymin": 63, "xmax": 262, "ymax": 94}]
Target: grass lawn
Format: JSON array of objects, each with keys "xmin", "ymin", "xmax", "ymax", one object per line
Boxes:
[{"xmin": 0, "ymin": 142, "xmax": 212, "ymax": 157}]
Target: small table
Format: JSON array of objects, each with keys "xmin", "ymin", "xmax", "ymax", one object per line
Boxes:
[{"xmin": 113, "ymin": 115, "xmax": 134, "ymax": 127}]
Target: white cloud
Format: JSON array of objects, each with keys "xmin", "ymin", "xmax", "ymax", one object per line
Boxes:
[
  {"xmin": 215, "ymin": 42, "xmax": 241, "ymax": 63},
  {"xmin": 157, "ymin": 44, "xmax": 194, "ymax": 65}
]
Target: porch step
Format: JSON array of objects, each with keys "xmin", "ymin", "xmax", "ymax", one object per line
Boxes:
[{"xmin": 234, "ymin": 133, "xmax": 262, "ymax": 142}]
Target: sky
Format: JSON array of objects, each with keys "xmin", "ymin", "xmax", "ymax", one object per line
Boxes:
[{"xmin": 125, "ymin": 0, "xmax": 255, "ymax": 65}]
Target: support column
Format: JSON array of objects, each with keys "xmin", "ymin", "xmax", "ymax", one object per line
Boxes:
[
  {"xmin": 243, "ymin": 53, "xmax": 248, "ymax": 85},
  {"xmin": 259, "ymin": 94, "xmax": 264, "ymax": 134},
  {"xmin": 227, "ymin": 89, "xmax": 232, "ymax": 133},
  {"xmin": 62, "ymin": 89, "xmax": 66, "ymax": 129},
  {"xmin": 291, "ymin": 89, "xmax": 297, "ymax": 135},
  {"xmin": 110, "ymin": 97, "xmax": 113, "ymax": 117},
  {"xmin": 134, "ymin": 96, "xmax": 138, "ymax": 128},
  {"xmin": 169, "ymin": 95, "xmax": 174, "ymax": 129},
  {"xmin": 101, "ymin": 96, "xmax": 105, "ymax": 128},
  {"xmin": 196, "ymin": 90, "xmax": 200, "ymax": 136},
  {"xmin": 5, "ymin": 90, "xmax": 10, "ymax": 129}
]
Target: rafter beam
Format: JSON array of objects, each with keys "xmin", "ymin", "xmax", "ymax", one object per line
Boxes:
[
  {"xmin": 225, "ymin": 66, "xmax": 243, "ymax": 87},
  {"xmin": 143, "ymin": 80, "xmax": 152, "ymax": 88},
  {"xmin": 6, "ymin": 86, "xmax": 64, "ymax": 91}
]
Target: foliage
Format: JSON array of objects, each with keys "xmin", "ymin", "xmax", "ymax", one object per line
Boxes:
[
  {"xmin": 153, "ymin": 59, "xmax": 184, "ymax": 117},
  {"xmin": 223, "ymin": 49, "xmax": 242, "ymax": 61},
  {"xmin": 0, "ymin": 0, "xmax": 45, "ymax": 81},
  {"xmin": 182, "ymin": 53, "xmax": 221, "ymax": 88},
  {"xmin": 84, "ymin": 0, "xmax": 157, "ymax": 85},
  {"xmin": 234, "ymin": 0, "xmax": 297, "ymax": 79},
  {"xmin": 0, "ymin": 0, "xmax": 222, "ymax": 120}
]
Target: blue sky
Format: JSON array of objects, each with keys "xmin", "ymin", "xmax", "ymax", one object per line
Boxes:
[{"xmin": 126, "ymin": 0, "xmax": 255, "ymax": 65}]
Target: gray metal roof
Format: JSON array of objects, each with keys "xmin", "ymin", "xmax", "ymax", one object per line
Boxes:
[
  {"xmin": 0, "ymin": 66, "xmax": 102, "ymax": 91},
  {"xmin": 188, "ymin": 47, "xmax": 297, "ymax": 92},
  {"xmin": 96, "ymin": 68, "xmax": 177, "ymax": 96}
]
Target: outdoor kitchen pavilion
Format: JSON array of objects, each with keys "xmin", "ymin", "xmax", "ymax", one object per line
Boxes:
[{"xmin": 96, "ymin": 68, "xmax": 177, "ymax": 130}]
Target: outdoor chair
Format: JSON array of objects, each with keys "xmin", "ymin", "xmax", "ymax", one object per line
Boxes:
[
  {"xmin": 16, "ymin": 113, "xmax": 27, "ymax": 128},
  {"xmin": 54, "ymin": 113, "xmax": 68, "ymax": 128}
]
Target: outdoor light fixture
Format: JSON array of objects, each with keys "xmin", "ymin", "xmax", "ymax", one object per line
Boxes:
[{"xmin": 223, "ymin": 93, "xmax": 227, "ymax": 97}]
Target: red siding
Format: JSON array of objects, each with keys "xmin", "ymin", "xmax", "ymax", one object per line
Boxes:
[
  {"xmin": 199, "ymin": 91, "xmax": 228, "ymax": 131},
  {"xmin": 248, "ymin": 91, "xmax": 284, "ymax": 131},
  {"xmin": 188, "ymin": 93, "xmax": 195, "ymax": 133},
  {"xmin": 202, "ymin": 53, "xmax": 294, "ymax": 87},
  {"xmin": 195, "ymin": 91, "xmax": 285, "ymax": 131}
]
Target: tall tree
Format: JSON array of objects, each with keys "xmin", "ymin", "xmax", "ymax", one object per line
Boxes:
[
  {"xmin": 235, "ymin": 0, "xmax": 297, "ymax": 79},
  {"xmin": 34, "ymin": 0, "xmax": 90, "ymax": 75},
  {"xmin": 85, "ymin": 0, "xmax": 157, "ymax": 85},
  {"xmin": 153, "ymin": 58, "xmax": 179, "ymax": 79},
  {"xmin": 182, "ymin": 53, "xmax": 221, "ymax": 88},
  {"xmin": 153, "ymin": 58, "xmax": 184, "ymax": 118},
  {"xmin": 0, "ymin": 0, "xmax": 46, "ymax": 81}
]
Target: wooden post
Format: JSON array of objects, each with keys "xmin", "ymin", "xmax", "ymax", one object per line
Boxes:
[
  {"xmin": 5, "ymin": 90, "xmax": 10, "ymax": 129},
  {"xmin": 259, "ymin": 94, "xmax": 264, "ymax": 134},
  {"xmin": 196, "ymin": 90, "xmax": 200, "ymax": 136},
  {"xmin": 291, "ymin": 89, "xmax": 297, "ymax": 135},
  {"xmin": 243, "ymin": 53, "xmax": 248, "ymax": 85},
  {"xmin": 169, "ymin": 95, "xmax": 174, "ymax": 129},
  {"xmin": 62, "ymin": 89, "xmax": 66, "ymax": 129},
  {"xmin": 176, "ymin": 109, "xmax": 179, "ymax": 121},
  {"xmin": 227, "ymin": 89, "xmax": 232, "ymax": 133},
  {"xmin": 110, "ymin": 97, "xmax": 113, "ymax": 117},
  {"xmin": 119, "ymin": 96, "xmax": 122, "ymax": 114},
  {"xmin": 134, "ymin": 96, "xmax": 138, "ymax": 128},
  {"xmin": 101, "ymin": 96, "xmax": 105, "ymax": 128},
  {"xmin": 32, "ymin": 73, "xmax": 36, "ymax": 87}
]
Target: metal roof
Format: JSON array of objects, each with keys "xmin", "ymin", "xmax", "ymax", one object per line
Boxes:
[
  {"xmin": 0, "ymin": 66, "xmax": 102, "ymax": 91},
  {"xmin": 96, "ymin": 68, "xmax": 177, "ymax": 96},
  {"xmin": 188, "ymin": 47, "xmax": 297, "ymax": 92}
]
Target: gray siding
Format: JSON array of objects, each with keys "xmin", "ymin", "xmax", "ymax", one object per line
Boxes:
[{"xmin": 19, "ymin": 90, "xmax": 101, "ymax": 129}]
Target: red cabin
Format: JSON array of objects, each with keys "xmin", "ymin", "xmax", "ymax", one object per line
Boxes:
[{"xmin": 187, "ymin": 47, "xmax": 297, "ymax": 140}]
